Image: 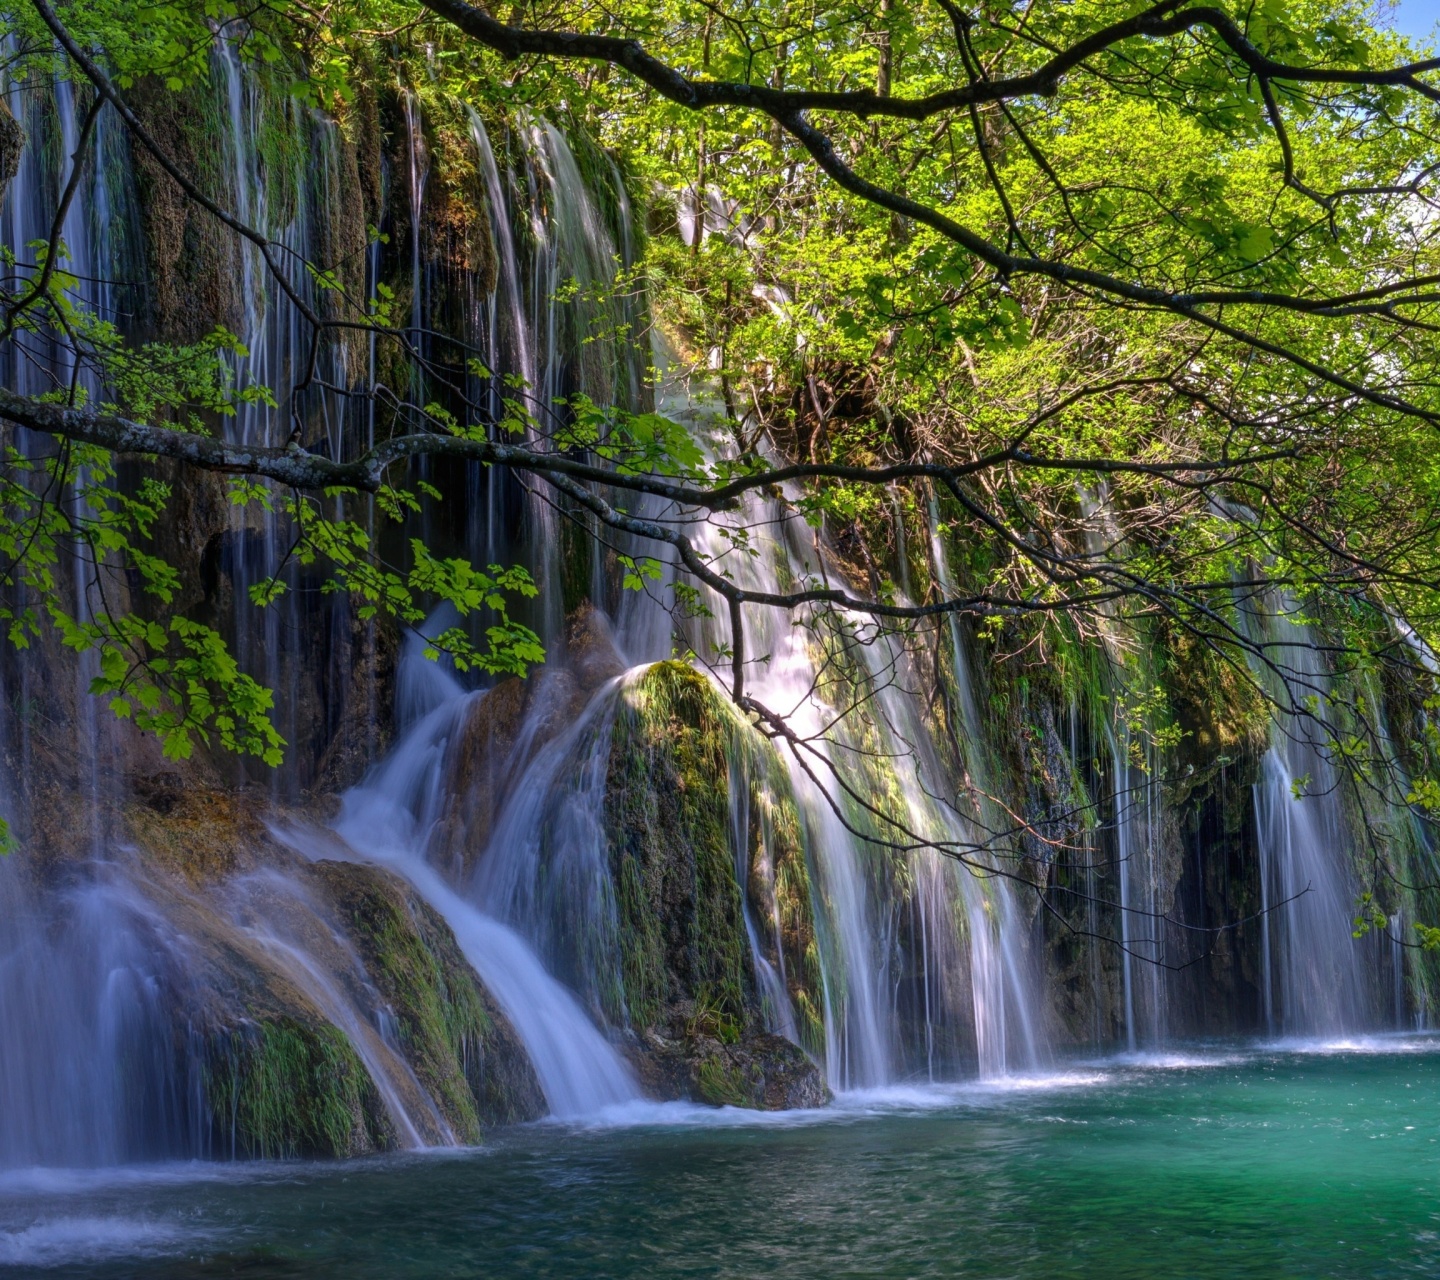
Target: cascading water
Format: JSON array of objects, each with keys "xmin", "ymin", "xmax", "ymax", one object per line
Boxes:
[
  {"xmin": 1245, "ymin": 598, "xmax": 1373, "ymax": 1037},
  {"xmin": 329, "ymin": 636, "xmax": 640, "ymax": 1119},
  {"xmin": 1102, "ymin": 724, "xmax": 1167, "ymax": 1051},
  {"xmin": 0, "ymin": 61, "xmax": 199, "ymax": 1169},
  {"xmin": 1072, "ymin": 485, "xmax": 1172, "ymax": 1050},
  {"xmin": 1253, "ymin": 745, "xmax": 1369, "ymax": 1036},
  {"xmin": 212, "ymin": 34, "xmax": 350, "ymax": 788},
  {"xmin": 0, "ymin": 875, "xmax": 195, "ymax": 1167},
  {"xmin": 643, "ymin": 367, "xmax": 1045, "ymax": 1086},
  {"xmin": 468, "ymin": 675, "xmax": 629, "ymax": 1023}
]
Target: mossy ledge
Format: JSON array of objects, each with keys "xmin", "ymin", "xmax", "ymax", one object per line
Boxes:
[{"xmin": 203, "ymin": 1016, "xmax": 391, "ymax": 1161}]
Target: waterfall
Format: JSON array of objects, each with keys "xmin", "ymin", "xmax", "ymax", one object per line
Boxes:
[
  {"xmin": 642, "ymin": 365, "xmax": 1047, "ymax": 1087},
  {"xmin": 2, "ymin": 28, "xmax": 1428, "ymax": 1174},
  {"xmin": 0, "ymin": 872, "xmax": 194, "ymax": 1167},
  {"xmin": 212, "ymin": 35, "xmax": 338, "ymax": 786},
  {"xmin": 1102, "ymin": 724, "xmax": 1168, "ymax": 1051},
  {"xmin": 1246, "ymin": 599, "xmax": 1371, "ymax": 1037},
  {"xmin": 469, "ymin": 675, "xmax": 629, "ymax": 1023}
]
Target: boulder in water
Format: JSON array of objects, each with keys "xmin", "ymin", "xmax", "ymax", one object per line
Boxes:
[{"xmin": 628, "ymin": 1009, "xmax": 830, "ymax": 1110}]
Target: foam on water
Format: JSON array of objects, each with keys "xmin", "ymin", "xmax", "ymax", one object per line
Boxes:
[
  {"xmin": 0, "ymin": 1216, "xmax": 203, "ymax": 1268},
  {"xmin": 555, "ymin": 1098, "xmax": 836, "ymax": 1131},
  {"xmin": 833, "ymin": 1074, "xmax": 1110, "ymax": 1113},
  {"xmin": 1101, "ymin": 1051, "xmax": 1249, "ymax": 1071},
  {"xmin": 1263, "ymin": 1033, "xmax": 1440, "ymax": 1056}
]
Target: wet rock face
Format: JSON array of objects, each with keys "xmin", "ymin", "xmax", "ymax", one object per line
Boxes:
[{"xmin": 603, "ymin": 662, "xmax": 830, "ymax": 1109}]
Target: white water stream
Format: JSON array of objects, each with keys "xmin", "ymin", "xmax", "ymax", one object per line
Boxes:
[{"xmin": 1236, "ymin": 596, "xmax": 1371, "ymax": 1036}]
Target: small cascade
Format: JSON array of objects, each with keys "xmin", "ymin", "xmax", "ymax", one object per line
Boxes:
[
  {"xmin": 469, "ymin": 676, "xmax": 629, "ymax": 1023},
  {"xmin": 332, "ymin": 635, "xmax": 640, "ymax": 1119},
  {"xmin": 641, "ymin": 368, "xmax": 1050, "ymax": 1087},
  {"xmin": 928, "ymin": 503, "xmax": 1044, "ymax": 1077},
  {"xmin": 222, "ymin": 869, "xmax": 449, "ymax": 1148},
  {"xmin": 211, "ymin": 35, "xmax": 346, "ymax": 786},
  {"xmin": 55, "ymin": 72, "xmax": 118, "ymax": 855},
  {"xmin": 1071, "ymin": 485, "xmax": 1174, "ymax": 1050},
  {"xmin": 0, "ymin": 872, "xmax": 193, "ymax": 1168},
  {"xmin": 0, "ymin": 56, "xmax": 131, "ymax": 850},
  {"xmin": 1103, "ymin": 725, "xmax": 1167, "ymax": 1051}
]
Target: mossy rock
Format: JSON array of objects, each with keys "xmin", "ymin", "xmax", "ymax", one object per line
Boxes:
[
  {"xmin": 627, "ymin": 1015, "xmax": 830, "ymax": 1111},
  {"xmin": 311, "ymin": 859, "xmax": 545, "ymax": 1132},
  {"xmin": 203, "ymin": 1014, "xmax": 392, "ymax": 1160},
  {"xmin": 606, "ymin": 662, "xmax": 826, "ymax": 1065},
  {"xmin": 0, "ymin": 96, "xmax": 23, "ymax": 196},
  {"xmin": 124, "ymin": 787, "xmax": 289, "ymax": 884}
]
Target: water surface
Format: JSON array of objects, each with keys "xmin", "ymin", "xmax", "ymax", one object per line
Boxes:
[{"xmin": 6, "ymin": 1038, "xmax": 1440, "ymax": 1278}]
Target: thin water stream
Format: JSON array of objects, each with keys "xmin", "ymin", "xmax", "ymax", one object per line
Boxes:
[{"xmin": 3, "ymin": 1039, "xmax": 1439, "ymax": 1277}]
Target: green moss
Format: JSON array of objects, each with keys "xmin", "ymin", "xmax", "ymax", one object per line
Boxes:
[
  {"xmin": 607, "ymin": 662, "xmax": 747, "ymax": 1026},
  {"xmin": 320, "ymin": 868, "xmax": 487, "ymax": 1142},
  {"xmin": 312, "ymin": 862, "xmax": 543, "ymax": 1133},
  {"xmin": 695, "ymin": 1054, "xmax": 750, "ymax": 1107},
  {"xmin": 606, "ymin": 662, "xmax": 825, "ymax": 1050},
  {"xmin": 205, "ymin": 1016, "xmax": 388, "ymax": 1160}
]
